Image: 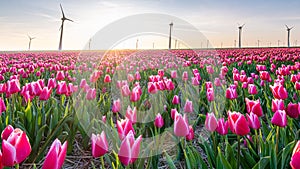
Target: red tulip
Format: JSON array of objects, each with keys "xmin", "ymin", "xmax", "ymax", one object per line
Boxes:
[
  {"xmin": 205, "ymin": 112, "xmax": 218, "ymax": 132},
  {"xmin": 290, "ymin": 140, "xmax": 300, "ymax": 169},
  {"xmin": 154, "ymin": 113, "xmax": 164, "ymax": 128},
  {"xmin": 216, "ymin": 118, "xmax": 228, "ymax": 135},
  {"xmin": 0, "ymin": 98, "xmax": 6, "ymax": 114},
  {"xmin": 39, "ymin": 87, "xmax": 52, "ymax": 101},
  {"xmin": 185, "ymin": 125, "xmax": 194, "ymax": 141},
  {"xmin": 259, "ymin": 71, "xmax": 270, "ymax": 81},
  {"xmin": 228, "ymin": 111, "xmax": 250, "ymax": 136},
  {"xmin": 117, "ymin": 119, "xmax": 135, "ymax": 140},
  {"xmin": 91, "ymin": 131, "xmax": 109, "ymax": 158},
  {"xmin": 295, "ymin": 81, "xmax": 300, "ymax": 90},
  {"xmin": 272, "ymin": 99, "xmax": 285, "ymax": 112},
  {"xmin": 112, "ymin": 99, "xmax": 121, "ymax": 113},
  {"xmin": 271, "ymin": 110, "xmax": 287, "ymax": 127},
  {"xmin": 125, "ymin": 106, "xmax": 137, "ymax": 124},
  {"xmin": 174, "ymin": 113, "xmax": 189, "ymax": 137},
  {"xmin": 246, "ymin": 112, "xmax": 261, "ymax": 129},
  {"xmin": 104, "ymin": 74, "xmax": 111, "ymax": 83},
  {"xmin": 245, "ymin": 98, "xmax": 263, "ymax": 117},
  {"xmin": 286, "ymin": 103, "xmax": 299, "ymax": 118},
  {"xmin": 42, "ymin": 139, "xmax": 67, "ymax": 169},
  {"xmin": 118, "ymin": 131, "xmax": 142, "ymax": 166},
  {"xmin": 2, "ymin": 127, "xmax": 31, "ymax": 166}
]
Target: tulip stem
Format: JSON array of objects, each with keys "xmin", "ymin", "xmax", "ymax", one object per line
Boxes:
[
  {"xmin": 254, "ymin": 129, "xmax": 260, "ymax": 155},
  {"xmin": 15, "ymin": 164, "xmax": 19, "ymax": 169},
  {"xmin": 101, "ymin": 156, "xmax": 105, "ymax": 169},
  {"xmin": 275, "ymin": 126, "xmax": 280, "ymax": 154},
  {"xmin": 237, "ymin": 135, "xmax": 241, "ymax": 169}
]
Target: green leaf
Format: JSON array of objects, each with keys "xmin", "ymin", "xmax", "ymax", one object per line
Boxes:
[
  {"xmin": 164, "ymin": 151, "xmax": 176, "ymax": 169},
  {"xmin": 217, "ymin": 147, "xmax": 232, "ymax": 169},
  {"xmin": 252, "ymin": 156, "xmax": 270, "ymax": 169}
]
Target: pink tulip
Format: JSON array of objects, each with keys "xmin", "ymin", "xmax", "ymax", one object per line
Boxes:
[
  {"xmin": 191, "ymin": 77, "xmax": 200, "ymax": 86},
  {"xmin": 286, "ymin": 103, "xmax": 299, "ymax": 118},
  {"xmin": 79, "ymin": 79, "xmax": 87, "ymax": 89},
  {"xmin": 174, "ymin": 113, "xmax": 189, "ymax": 137},
  {"xmin": 172, "ymin": 95, "xmax": 180, "ymax": 105},
  {"xmin": 170, "ymin": 70, "xmax": 177, "ymax": 78},
  {"xmin": 148, "ymin": 82, "xmax": 158, "ymax": 94},
  {"xmin": 125, "ymin": 106, "xmax": 137, "ymax": 124},
  {"xmin": 206, "ymin": 65, "xmax": 214, "ymax": 74},
  {"xmin": 47, "ymin": 78, "xmax": 57, "ymax": 89},
  {"xmin": 290, "ymin": 140, "xmax": 300, "ymax": 169},
  {"xmin": 206, "ymin": 88, "xmax": 215, "ymax": 102},
  {"xmin": 186, "ymin": 125, "xmax": 194, "ymax": 141},
  {"xmin": 135, "ymin": 71, "xmax": 141, "ymax": 80},
  {"xmin": 272, "ymin": 99, "xmax": 285, "ymax": 112},
  {"xmin": 91, "ymin": 131, "xmax": 109, "ymax": 158},
  {"xmin": 130, "ymin": 88, "xmax": 140, "ymax": 102},
  {"xmin": 56, "ymin": 81, "xmax": 68, "ymax": 95},
  {"xmin": 0, "ymin": 98, "xmax": 6, "ymax": 114},
  {"xmin": 2, "ymin": 127, "xmax": 31, "ymax": 166},
  {"xmin": 0, "ymin": 83, "xmax": 6, "ymax": 94},
  {"xmin": 183, "ymin": 99, "xmax": 193, "ymax": 113},
  {"xmin": 228, "ymin": 111, "xmax": 250, "ymax": 136},
  {"xmin": 158, "ymin": 69, "xmax": 164, "ymax": 77},
  {"xmin": 127, "ymin": 74, "xmax": 134, "ymax": 82},
  {"xmin": 1, "ymin": 125, "xmax": 14, "ymax": 140},
  {"xmin": 182, "ymin": 71, "xmax": 188, "ymax": 82},
  {"xmin": 42, "ymin": 139, "xmax": 67, "ymax": 169},
  {"xmin": 170, "ymin": 108, "xmax": 178, "ymax": 120},
  {"xmin": 56, "ymin": 71, "xmax": 65, "ymax": 81},
  {"xmin": 225, "ymin": 85, "xmax": 238, "ymax": 100},
  {"xmin": 164, "ymin": 79, "xmax": 175, "ymax": 90},
  {"xmin": 7, "ymin": 79, "xmax": 21, "ymax": 95},
  {"xmin": 271, "ymin": 110, "xmax": 287, "ymax": 127},
  {"xmin": 205, "ymin": 82, "xmax": 213, "ymax": 89},
  {"xmin": 112, "ymin": 99, "xmax": 121, "ymax": 113},
  {"xmin": 39, "ymin": 87, "xmax": 52, "ymax": 101},
  {"xmin": 245, "ymin": 98, "xmax": 263, "ymax": 117},
  {"xmin": 121, "ymin": 84, "xmax": 131, "ymax": 97},
  {"xmin": 154, "ymin": 113, "xmax": 164, "ymax": 128},
  {"xmin": 205, "ymin": 112, "xmax": 218, "ymax": 132},
  {"xmin": 248, "ymin": 84, "xmax": 258, "ymax": 95},
  {"xmin": 216, "ymin": 118, "xmax": 228, "ymax": 135},
  {"xmin": 86, "ymin": 88, "xmax": 96, "ymax": 100},
  {"xmin": 117, "ymin": 119, "xmax": 135, "ymax": 140},
  {"xmin": 270, "ymin": 84, "xmax": 288, "ymax": 100},
  {"xmin": 246, "ymin": 112, "xmax": 261, "ymax": 129},
  {"xmin": 118, "ymin": 131, "xmax": 142, "ymax": 166}
]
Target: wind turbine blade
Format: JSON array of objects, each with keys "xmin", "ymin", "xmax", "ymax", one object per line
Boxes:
[
  {"xmin": 60, "ymin": 4, "xmax": 65, "ymax": 18},
  {"xmin": 291, "ymin": 26, "xmax": 294, "ymax": 30},
  {"xmin": 65, "ymin": 18, "xmax": 74, "ymax": 22},
  {"xmin": 285, "ymin": 25, "xmax": 289, "ymax": 29},
  {"xmin": 241, "ymin": 23, "xmax": 245, "ymax": 27}
]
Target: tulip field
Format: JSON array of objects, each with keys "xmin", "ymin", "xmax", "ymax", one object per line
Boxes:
[{"xmin": 0, "ymin": 47, "xmax": 300, "ymax": 169}]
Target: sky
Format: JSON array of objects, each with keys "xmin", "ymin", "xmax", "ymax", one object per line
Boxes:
[{"xmin": 1, "ymin": 0, "xmax": 300, "ymax": 50}]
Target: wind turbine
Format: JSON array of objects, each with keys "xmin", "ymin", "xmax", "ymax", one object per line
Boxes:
[
  {"xmin": 285, "ymin": 25, "xmax": 294, "ymax": 48},
  {"xmin": 168, "ymin": 22, "xmax": 173, "ymax": 50},
  {"xmin": 58, "ymin": 4, "xmax": 74, "ymax": 50},
  {"xmin": 238, "ymin": 23, "xmax": 245, "ymax": 48},
  {"xmin": 88, "ymin": 38, "xmax": 92, "ymax": 50},
  {"xmin": 28, "ymin": 35, "xmax": 35, "ymax": 50},
  {"xmin": 136, "ymin": 39, "xmax": 139, "ymax": 49}
]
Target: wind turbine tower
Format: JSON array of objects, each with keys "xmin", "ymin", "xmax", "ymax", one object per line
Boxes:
[
  {"xmin": 58, "ymin": 4, "xmax": 74, "ymax": 50},
  {"xmin": 238, "ymin": 24, "xmax": 245, "ymax": 48}
]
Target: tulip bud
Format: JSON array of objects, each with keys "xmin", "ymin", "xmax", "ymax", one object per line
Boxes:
[{"xmin": 154, "ymin": 113, "xmax": 164, "ymax": 128}]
